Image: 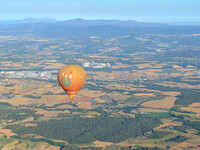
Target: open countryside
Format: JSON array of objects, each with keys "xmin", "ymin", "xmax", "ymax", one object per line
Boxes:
[{"xmin": 0, "ymin": 19, "xmax": 200, "ymax": 150}]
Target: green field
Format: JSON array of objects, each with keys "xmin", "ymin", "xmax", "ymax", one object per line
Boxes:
[
  {"xmin": 0, "ymin": 102, "xmax": 12, "ymax": 109},
  {"xmin": 125, "ymin": 96, "xmax": 147, "ymax": 105},
  {"xmin": 125, "ymin": 95, "xmax": 165, "ymax": 107},
  {"xmin": 142, "ymin": 112, "xmax": 171, "ymax": 118}
]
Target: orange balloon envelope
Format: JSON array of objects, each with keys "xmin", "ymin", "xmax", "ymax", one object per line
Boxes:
[{"xmin": 57, "ymin": 65, "xmax": 86, "ymax": 101}]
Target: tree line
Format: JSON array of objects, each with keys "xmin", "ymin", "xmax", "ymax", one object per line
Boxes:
[{"xmin": 6, "ymin": 116, "xmax": 162, "ymax": 144}]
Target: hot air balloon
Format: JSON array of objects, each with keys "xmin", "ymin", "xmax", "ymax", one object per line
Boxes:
[{"xmin": 57, "ymin": 65, "xmax": 86, "ymax": 103}]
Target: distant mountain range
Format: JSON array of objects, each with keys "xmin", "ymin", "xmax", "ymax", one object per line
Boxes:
[
  {"xmin": 0, "ymin": 17, "xmax": 58, "ymax": 24},
  {"xmin": 0, "ymin": 18, "xmax": 200, "ymax": 40},
  {"xmin": 0, "ymin": 18, "xmax": 200, "ymax": 55},
  {"xmin": 167, "ymin": 22, "xmax": 200, "ymax": 26},
  {"xmin": 0, "ymin": 18, "xmax": 167, "ymax": 27},
  {"xmin": 55, "ymin": 18, "xmax": 169, "ymax": 27},
  {"xmin": 0, "ymin": 18, "xmax": 200, "ymax": 26},
  {"xmin": 13, "ymin": 17, "xmax": 58, "ymax": 24}
]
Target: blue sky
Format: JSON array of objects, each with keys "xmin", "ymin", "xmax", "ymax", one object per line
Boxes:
[{"xmin": 0, "ymin": 0, "xmax": 200, "ymax": 22}]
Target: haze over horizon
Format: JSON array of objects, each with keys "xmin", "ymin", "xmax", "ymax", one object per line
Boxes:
[
  {"xmin": 1, "ymin": 17, "xmax": 200, "ymax": 26},
  {"xmin": 0, "ymin": 0, "xmax": 200, "ymax": 23}
]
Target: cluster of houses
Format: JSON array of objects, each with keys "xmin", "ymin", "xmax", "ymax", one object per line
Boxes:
[
  {"xmin": 82, "ymin": 61, "xmax": 111, "ymax": 68},
  {"xmin": 0, "ymin": 70, "xmax": 57, "ymax": 80}
]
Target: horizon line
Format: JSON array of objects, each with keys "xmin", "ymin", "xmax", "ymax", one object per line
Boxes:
[{"xmin": 1, "ymin": 17, "xmax": 200, "ymax": 23}]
